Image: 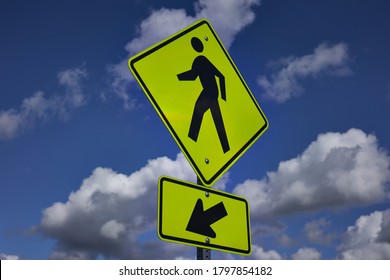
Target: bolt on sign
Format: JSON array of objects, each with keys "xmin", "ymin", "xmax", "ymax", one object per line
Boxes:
[
  {"xmin": 158, "ymin": 176, "xmax": 251, "ymax": 255},
  {"xmin": 129, "ymin": 19, "xmax": 268, "ymax": 186}
]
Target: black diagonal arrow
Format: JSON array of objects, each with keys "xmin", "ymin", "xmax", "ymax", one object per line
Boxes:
[{"xmin": 186, "ymin": 198, "xmax": 228, "ymax": 238}]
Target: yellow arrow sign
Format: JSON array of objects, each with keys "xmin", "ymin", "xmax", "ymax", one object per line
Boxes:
[
  {"xmin": 129, "ymin": 19, "xmax": 268, "ymax": 186},
  {"xmin": 158, "ymin": 176, "xmax": 251, "ymax": 255}
]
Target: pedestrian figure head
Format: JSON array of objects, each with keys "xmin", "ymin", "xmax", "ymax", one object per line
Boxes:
[{"xmin": 191, "ymin": 37, "xmax": 204, "ymax": 53}]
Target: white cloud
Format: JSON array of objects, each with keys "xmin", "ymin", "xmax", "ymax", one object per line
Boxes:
[
  {"xmin": 195, "ymin": 0, "xmax": 260, "ymax": 49},
  {"xmin": 57, "ymin": 67, "xmax": 87, "ymax": 118},
  {"xmin": 108, "ymin": 0, "xmax": 260, "ymax": 108},
  {"xmin": 258, "ymin": 42, "xmax": 352, "ymax": 103},
  {"xmin": 0, "ymin": 253, "xmax": 19, "ymax": 260},
  {"xmin": 277, "ymin": 233, "xmax": 295, "ymax": 247},
  {"xmin": 0, "ymin": 109, "xmax": 23, "ymax": 140},
  {"xmin": 100, "ymin": 220, "xmax": 126, "ymax": 240},
  {"xmin": 125, "ymin": 8, "xmax": 194, "ymax": 56},
  {"xmin": 304, "ymin": 218, "xmax": 336, "ymax": 245},
  {"xmin": 0, "ymin": 66, "xmax": 88, "ymax": 140},
  {"xmin": 234, "ymin": 128, "xmax": 390, "ymax": 220},
  {"xmin": 291, "ymin": 247, "xmax": 321, "ymax": 260},
  {"xmin": 339, "ymin": 210, "xmax": 390, "ymax": 259},
  {"xmin": 35, "ymin": 128, "xmax": 390, "ymax": 259},
  {"xmin": 378, "ymin": 209, "xmax": 390, "ymax": 243},
  {"xmin": 125, "ymin": 0, "xmax": 261, "ymax": 57},
  {"xmin": 250, "ymin": 245, "xmax": 282, "ymax": 260},
  {"xmin": 37, "ymin": 153, "xmax": 205, "ymax": 259}
]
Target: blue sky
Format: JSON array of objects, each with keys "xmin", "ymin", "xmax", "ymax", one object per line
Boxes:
[{"xmin": 1, "ymin": 0, "xmax": 390, "ymax": 260}]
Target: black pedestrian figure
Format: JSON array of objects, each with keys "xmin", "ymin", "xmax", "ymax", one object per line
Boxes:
[{"xmin": 177, "ymin": 37, "xmax": 230, "ymax": 153}]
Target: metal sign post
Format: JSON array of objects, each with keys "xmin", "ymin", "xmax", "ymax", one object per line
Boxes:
[
  {"xmin": 196, "ymin": 176, "xmax": 211, "ymax": 260},
  {"xmin": 197, "ymin": 247, "xmax": 211, "ymax": 260}
]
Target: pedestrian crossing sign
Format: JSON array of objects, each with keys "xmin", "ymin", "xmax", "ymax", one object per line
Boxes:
[{"xmin": 128, "ymin": 19, "xmax": 268, "ymax": 186}]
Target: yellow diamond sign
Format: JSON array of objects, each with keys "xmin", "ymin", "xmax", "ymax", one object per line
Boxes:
[
  {"xmin": 158, "ymin": 176, "xmax": 251, "ymax": 255},
  {"xmin": 129, "ymin": 19, "xmax": 268, "ymax": 186}
]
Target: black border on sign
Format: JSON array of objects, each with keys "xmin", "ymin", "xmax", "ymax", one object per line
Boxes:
[
  {"xmin": 158, "ymin": 176, "xmax": 251, "ymax": 255},
  {"xmin": 130, "ymin": 19, "xmax": 268, "ymax": 186}
]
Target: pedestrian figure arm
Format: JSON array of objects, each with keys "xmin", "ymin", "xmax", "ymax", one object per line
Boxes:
[
  {"xmin": 219, "ymin": 75, "xmax": 226, "ymax": 101},
  {"xmin": 215, "ymin": 70, "xmax": 226, "ymax": 101},
  {"xmin": 177, "ymin": 69, "xmax": 198, "ymax": 81}
]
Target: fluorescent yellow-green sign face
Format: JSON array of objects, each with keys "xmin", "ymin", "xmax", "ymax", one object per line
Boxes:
[
  {"xmin": 158, "ymin": 176, "xmax": 251, "ymax": 255},
  {"xmin": 129, "ymin": 19, "xmax": 268, "ymax": 186}
]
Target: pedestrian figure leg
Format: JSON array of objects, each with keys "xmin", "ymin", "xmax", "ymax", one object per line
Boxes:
[
  {"xmin": 210, "ymin": 101, "xmax": 230, "ymax": 153},
  {"xmin": 188, "ymin": 96, "xmax": 209, "ymax": 142}
]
